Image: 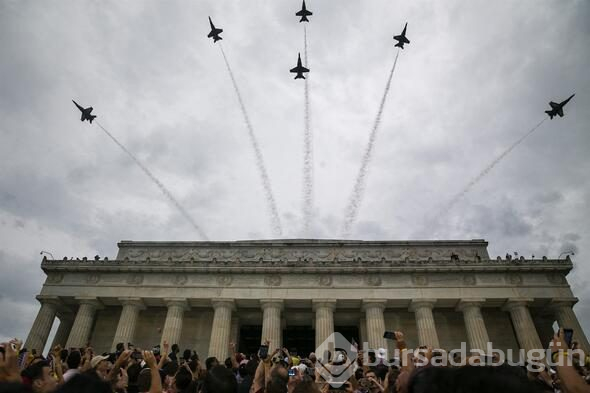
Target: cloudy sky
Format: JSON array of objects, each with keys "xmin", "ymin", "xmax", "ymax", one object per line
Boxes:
[{"xmin": 1, "ymin": 0, "xmax": 589, "ymax": 344}]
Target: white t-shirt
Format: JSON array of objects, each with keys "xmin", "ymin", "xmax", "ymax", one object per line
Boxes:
[{"xmin": 63, "ymin": 368, "xmax": 80, "ymax": 382}]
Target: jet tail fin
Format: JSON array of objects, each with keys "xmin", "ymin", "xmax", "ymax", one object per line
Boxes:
[
  {"xmin": 300, "ymin": 15, "xmax": 309, "ymax": 22},
  {"xmin": 294, "ymin": 74, "xmax": 305, "ymax": 80},
  {"xmin": 545, "ymin": 110, "xmax": 554, "ymax": 119},
  {"xmin": 89, "ymin": 115, "xmax": 97, "ymax": 123},
  {"xmin": 394, "ymin": 42, "xmax": 404, "ymax": 49}
]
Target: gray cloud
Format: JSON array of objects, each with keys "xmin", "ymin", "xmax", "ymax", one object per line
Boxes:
[{"xmin": 1, "ymin": 0, "xmax": 589, "ymax": 342}]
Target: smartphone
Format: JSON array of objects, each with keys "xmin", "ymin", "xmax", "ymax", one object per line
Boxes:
[
  {"xmin": 383, "ymin": 331, "xmax": 396, "ymax": 340},
  {"xmin": 288, "ymin": 368, "xmax": 296, "ymax": 377},
  {"xmin": 131, "ymin": 351, "xmax": 143, "ymax": 360},
  {"xmin": 564, "ymin": 328, "xmax": 574, "ymax": 347},
  {"xmin": 259, "ymin": 345, "xmax": 269, "ymax": 359}
]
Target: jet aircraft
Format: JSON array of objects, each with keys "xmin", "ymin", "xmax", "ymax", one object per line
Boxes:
[
  {"xmin": 207, "ymin": 17, "xmax": 223, "ymax": 43},
  {"xmin": 296, "ymin": 0, "xmax": 313, "ymax": 22},
  {"xmin": 72, "ymin": 100, "xmax": 96, "ymax": 123},
  {"xmin": 290, "ymin": 53, "xmax": 309, "ymax": 79},
  {"xmin": 545, "ymin": 94, "xmax": 575, "ymax": 119},
  {"xmin": 393, "ymin": 23, "xmax": 410, "ymax": 49}
]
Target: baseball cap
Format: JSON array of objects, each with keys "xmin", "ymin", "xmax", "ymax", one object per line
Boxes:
[{"xmin": 90, "ymin": 354, "xmax": 110, "ymax": 368}]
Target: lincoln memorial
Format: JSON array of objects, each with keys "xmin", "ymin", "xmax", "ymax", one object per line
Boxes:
[{"xmin": 24, "ymin": 239, "xmax": 589, "ymax": 360}]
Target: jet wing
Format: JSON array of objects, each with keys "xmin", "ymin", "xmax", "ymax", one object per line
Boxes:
[
  {"xmin": 296, "ymin": 10, "xmax": 312, "ymax": 16},
  {"xmin": 393, "ymin": 35, "xmax": 410, "ymax": 44},
  {"xmin": 81, "ymin": 113, "xmax": 85, "ymax": 121},
  {"xmin": 557, "ymin": 108, "xmax": 564, "ymax": 117},
  {"xmin": 290, "ymin": 66, "xmax": 300, "ymax": 73},
  {"xmin": 549, "ymin": 101, "xmax": 559, "ymax": 109}
]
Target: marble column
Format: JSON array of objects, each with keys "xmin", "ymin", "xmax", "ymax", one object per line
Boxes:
[
  {"xmin": 25, "ymin": 296, "xmax": 60, "ymax": 353},
  {"xmin": 457, "ymin": 299, "xmax": 490, "ymax": 351},
  {"xmin": 111, "ymin": 298, "xmax": 145, "ymax": 351},
  {"xmin": 208, "ymin": 299, "xmax": 235, "ymax": 360},
  {"xmin": 260, "ymin": 299, "xmax": 283, "ymax": 350},
  {"xmin": 66, "ymin": 297, "xmax": 102, "ymax": 349},
  {"xmin": 160, "ymin": 298, "xmax": 188, "ymax": 349},
  {"xmin": 503, "ymin": 299, "xmax": 543, "ymax": 352},
  {"xmin": 51, "ymin": 313, "xmax": 74, "ymax": 348},
  {"xmin": 410, "ymin": 299, "xmax": 440, "ymax": 348},
  {"xmin": 362, "ymin": 300, "xmax": 387, "ymax": 350},
  {"xmin": 313, "ymin": 300, "xmax": 337, "ymax": 348},
  {"xmin": 550, "ymin": 298, "xmax": 590, "ymax": 354}
]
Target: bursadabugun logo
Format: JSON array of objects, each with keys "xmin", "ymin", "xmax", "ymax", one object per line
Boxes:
[{"xmin": 315, "ymin": 333, "xmax": 358, "ymax": 387}]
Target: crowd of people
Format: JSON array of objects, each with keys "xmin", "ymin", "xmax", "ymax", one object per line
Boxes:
[{"xmin": 1, "ymin": 329, "xmax": 589, "ymax": 393}]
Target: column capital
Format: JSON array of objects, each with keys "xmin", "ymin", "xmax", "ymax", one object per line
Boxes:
[
  {"xmin": 164, "ymin": 298, "xmax": 189, "ymax": 310},
  {"xmin": 75, "ymin": 297, "xmax": 103, "ymax": 309},
  {"xmin": 549, "ymin": 297, "xmax": 579, "ymax": 308},
  {"xmin": 212, "ymin": 299, "xmax": 236, "ymax": 311},
  {"xmin": 312, "ymin": 299, "xmax": 337, "ymax": 311},
  {"xmin": 119, "ymin": 297, "xmax": 146, "ymax": 310},
  {"xmin": 456, "ymin": 298, "xmax": 486, "ymax": 311},
  {"xmin": 409, "ymin": 299, "xmax": 437, "ymax": 312},
  {"xmin": 362, "ymin": 299, "xmax": 387, "ymax": 312},
  {"xmin": 260, "ymin": 299, "xmax": 284, "ymax": 311},
  {"xmin": 502, "ymin": 298, "xmax": 534, "ymax": 312},
  {"xmin": 35, "ymin": 295, "xmax": 61, "ymax": 307}
]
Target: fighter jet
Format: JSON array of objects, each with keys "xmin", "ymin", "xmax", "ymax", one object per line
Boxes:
[
  {"xmin": 393, "ymin": 23, "xmax": 410, "ymax": 49},
  {"xmin": 72, "ymin": 100, "xmax": 96, "ymax": 123},
  {"xmin": 207, "ymin": 17, "xmax": 223, "ymax": 43},
  {"xmin": 290, "ymin": 53, "xmax": 309, "ymax": 79},
  {"xmin": 545, "ymin": 94, "xmax": 575, "ymax": 119},
  {"xmin": 296, "ymin": 0, "xmax": 313, "ymax": 22}
]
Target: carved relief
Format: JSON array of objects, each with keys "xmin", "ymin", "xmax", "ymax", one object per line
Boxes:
[
  {"xmin": 46, "ymin": 273, "xmax": 64, "ymax": 284},
  {"xmin": 412, "ymin": 274, "xmax": 428, "ymax": 286},
  {"xmin": 217, "ymin": 275, "xmax": 233, "ymax": 286},
  {"xmin": 264, "ymin": 275, "xmax": 282, "ymax": 286},
  {"xmin": 547, "ymin": 273, "xmax": 566, "ymax": 285},
  {"xmin": 126, "ymin": 273, "xmax": 144, "ymax": 285},
  {"xmin": 463, "ymin": 274, "xmax": 476, "ymax": 286},
  {"xmin": 173, "ymin": 274, "xmax": 187, "ymax": 286},
  {"xmin": 507, "ymin": 274, "xmax": 523, "ymax": 285},
  {"xmin": 85, "ymin": 274, "xmax": 100, "ymax": 284},
  {"xmin": 319, "ymin": 275, "xmax": 332, "ymax": 286},
  {"xmin": 365, "ymin": 275, "xmax": 382, "ymax": 286}
]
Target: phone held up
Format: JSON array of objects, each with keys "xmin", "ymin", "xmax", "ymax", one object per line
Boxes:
[
  {"xmin": 383, "ymin": 331, "xmax": 396, "ymax": 340},
  {"xmin": 259, "ymin": 345, "xmax": 269, "ymax": 359}
]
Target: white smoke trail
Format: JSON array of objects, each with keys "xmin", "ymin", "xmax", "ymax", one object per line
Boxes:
[
  {"xmin": 218, "ymin": 44, "xmax": 283, "ymax": 237},
  {"xmin": 435, "ymin": 118, "xmax": 547, "ymax": 219},
  {"xmin": 302, "ymin": 25, "xmax": 314, "ymax": 236},
  {"xmin": 94, "ymin": 121, "xmax": 209, "ymax": 240},
  {"xmin": 341, "ymin": 50, "xmax": 401, "ymax": 238}
]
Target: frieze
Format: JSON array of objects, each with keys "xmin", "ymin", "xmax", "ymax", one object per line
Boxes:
[
  {"xmin": 507, "ymin": 274, "xmax": 523, "ymax": 285},
  {"xmin": 412, "ymin": 274, "xmax": 428, "ymax": 286},
  {"xmin": 115, "ymin": 243, "xmax": 490, "ymax": 262},
  {"xmin": 365, "ymin": 275, "xmax": 382, "ymax": 287},
  {"xmin": 463, "ymin": 274, "xmax": 476, "ymax": 286},
  {"xmin": 126, "ymin": 273, "xmax": 144, "ymax": 285},
  {"xmin": 85, "ymin": 274, "xmax": 101, "ymax": 284},
  {"xmin": 264, "ymin": 275, "xmax": 282, "ymax": 286},
  {"xmin": 217, "ymin": 275, "xmax": 233, "ymax": 286},
  {"xmin": 172, "ymin": 274, "xmax": 188, "ymax": 286},
  {"xmin": 318, "ymin": 275, "xmax": 332, "ymax": 286},
  {"xmin": 547, "ymin": 273, "xmax": 567, "ymax": 285},
  {"xmin": 46, "ymin": 273, "xmax": 64, "ymax": 284}
]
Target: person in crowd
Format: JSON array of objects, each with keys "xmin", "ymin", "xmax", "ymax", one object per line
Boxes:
[
  {"xmin": 203, "ymin": 365, "xmax": 236, "ymax": 393},
  {"xmin": 21, "ymin": 361, "xmax": 57, "ymax": 393},
  {"xmin": 62, "ymin": 351, "xmax": 81, "ymax": 382},
  {"xmin": 169, "ymin": 345, "xmax": 180, "ymax": 363}
]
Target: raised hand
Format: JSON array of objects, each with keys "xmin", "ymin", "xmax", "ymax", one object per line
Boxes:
[{"xmin": 143, "ymin": 351, "xmax": 157, "ymax": 369}]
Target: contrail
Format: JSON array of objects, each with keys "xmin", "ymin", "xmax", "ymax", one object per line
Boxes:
[
  {"xmin": 302, "ymin": 25, "xmax": 313, "ymax": 236},
  {"xmin": 341, "ymin": 50, "xmax": 401, "ymax": 238},
  {"xmin": 94, "ymin": 121, "xmax": 209, "ymax": 240},
  {"xmin": 218, "ymin": 44, "xmax": 283, "ymax": 237},
  {"xmin": 435, "ymin": 118, "xmax": 547, "ymax": 220}
]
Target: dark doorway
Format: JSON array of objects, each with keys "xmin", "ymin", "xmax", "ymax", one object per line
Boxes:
[
  {"xmin": 283, "ymin": 326, "xmax": 315, "ymax": 357},
  {"xmin": 335, "ymin": 326, "xmax": 360, "ymax": 346},
  {"xmin": 239, "ymin": 325, "xmax": 262, "ymax": 356}
]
